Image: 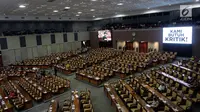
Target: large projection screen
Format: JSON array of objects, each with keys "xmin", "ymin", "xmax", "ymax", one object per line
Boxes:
[
  {"xmin": 98, "ymin": 30, "xmax": 112, "ymax": 41},
  {"xmin": 163, "ymin": 27, "xmax": 192, "ymax": 44}
]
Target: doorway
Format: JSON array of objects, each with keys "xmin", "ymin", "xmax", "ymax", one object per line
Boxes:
[
  {"xmin": 126, "ymin": 42, "xmax": 134, "ymax": 50},
  {"xmin": 139, "ymin": 41, "xmax": 148, "ymax": 53}
]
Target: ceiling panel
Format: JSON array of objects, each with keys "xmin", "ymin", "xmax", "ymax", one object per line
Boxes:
[{"xmin": 0, "ymin": 0, "xmax": 197, "ymax": 20}]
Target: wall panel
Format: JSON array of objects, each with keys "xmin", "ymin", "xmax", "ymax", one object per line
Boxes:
[
  {"xmin": 67, "ymin": 33, "xmax": 74, "ymax": 42},
  {"xmin": 78, "ymin": 32, "xmax": 89, "ymax": 41},
  {"xmin": 32, "ymin": 47, "xmax": 38, "ymax": 58},
  {"xmin": 63, "ymin": 42, "xmax": 72, "ymax": 51},
  {"xmin": 14, "ymin": 49, "xmax": 22, "ymax": 61},
  {"xmin": 55, "ymin": 33, "xmax": 64, "ymax": 43},
  {"xmin": 7, "ymin": 36, "xmax": 20, "ymax": 49},
  {"xmin": 42, "ymin": 34, "xmax": 51, "ymax": 45},
  {"xmin": 27, "ymin": 48, "xmax": 33, "ymax": 59},
  {"xmin": 26, "ymin": 35, "xmax": 37, "ymax": 47},
  {"xmin": 2, "ymin": 50, "xmax": 15, "ymax": 65},
  {"xmin": 37, "ymin": 46, "xmax": 47, "ymax": 57},
  {"xmin": 20, "ymin": 48, "xmax": 28, "ymax": 60}
]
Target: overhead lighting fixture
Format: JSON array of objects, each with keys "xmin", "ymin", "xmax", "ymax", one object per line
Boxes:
[
  {"xmin": 78, "ymin": 12, "xmax": 82, "ymax": 14},
  {"xmin": 94, "ymin": 17, "xmax": 103, "ymax": 20},
  {"xmin": 117, "ymin": 3, "xmax": 123, "ymax": 5},
  {"xmin": 147, "ymin": 7, "xmax": 150, "ymax": 9},
  {"xmin": 53, "ymin": 10, "xmax": 58, "ymax": 12},
  {"xmin": 114, "ymin": 14, "xmax": 126, "ymax": 17},
  {"xmin": 196, "ymin": 0, "xmax": 199, "ymax": 2},
  {"xmin": 169, "ymin": 4, "xmax": 171, "ymax": 6},
  {"xmin": 90, "ymin": 9, "xmax": 95, "ymax": 11},
  {"xmin": 76, "ymin": 14, "xmax": 80, "ymax": 16},
  {"xmin": 65, "ymin": 7, "xmax": 70, "ymax": 9},
  {"xmin": 19, "ymin": 5, "xmax": 26, "ymax": 8},
  {"xmin": 91, "ymin": 0, "xmax": 97, "ymax": 1},
  {"xmin": 93, "ymin": 16, "xmax": 95, "ymax": 17}
]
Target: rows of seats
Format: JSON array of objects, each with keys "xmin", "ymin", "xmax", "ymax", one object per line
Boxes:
[
  {"xmin": 154, "ymin": 67, "xmax": 200, "ymax": 102},
  {"xmin": 79, "ymin": 90, "xmax": 93, "ymax": 112},
  {"xmin": 78, "ymin": 65, "xmax": 114, "ymax": 81},
  {"xmin": 57, "ymin": 48, "xmax": 122, "ymax": 72},
  {"xmin": 142, "ymin": 74, "xmax": 193, "ymax": 110},
  {"xmin": 15, "ymin": 52, "xmax": 74, "ymax": 66},
  {"xmin": 160, "ymin": 65, "xmax": 200, "ymax": 85},
  {"xmin": 18, "ymin": 78, "xmax": 42, "ymax": 101},
  {"xmin": 2, "ymin": 81, "xmax": 24, "ymax": 109},
  {"xmin": 115, "ymin": 82, "xmax": 149, "ymax": 112},
  {"xmin": 126, "ymin": 78, "xmax": 171, "ymax": 112},
  {"xmin": 62, "ymin": 99, "xmax": 71, "ymax": 112}
]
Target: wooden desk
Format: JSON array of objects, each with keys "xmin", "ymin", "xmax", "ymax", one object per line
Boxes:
[
  {"xmin": 48, "ymin": 100, "xmax": 58, "ymax": 112},
  {"xmin": 12, "ymin": 81, "xmax": 33, "ymax": 109},
  {"xmin": 156, "ymin": 71, "xmax": 192, "ymax": 88},
  {"xmin": 76, "ymin": 73, "xmax": 101, "ymax": 86},
  {"xmin": 148, "ymin": 75, "xmax": 195, "ymax": 103},
  {"xmin": 172, "ymin": 64, "xmax": 199, "ymax": 75},
  {"xmin": 73, "ymin": 93, "xmax": 80, "ymax": 112},
  {"xmin": 135, "ymin": 78, "xmax": 184, "ymax": 112},
  {"xmin": 120, "ymin": 80, "xmax": 155, "ymax": 112},
  {"xmin": 104, "ymin": 84, "xmax": 129, "ymax": 112},
  {"xmin": 0, "ymin": 87, "xmax": 13, "ymax": 112},
  {"xmin": 24, "ymin": 78, "xmax": 52, "ymax": 100}
]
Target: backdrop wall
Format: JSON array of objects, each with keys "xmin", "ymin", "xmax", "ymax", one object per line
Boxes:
[
  {"xmin": 90, "ymin": 27, "xmax": 200, "ymax": 57},
  {"xmin": 0, "ymin": 32, "xmax": 89, "ymax": 66}
]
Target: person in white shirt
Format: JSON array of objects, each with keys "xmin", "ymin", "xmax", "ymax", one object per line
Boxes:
[{"xmin": 158, "ymin": 84, "xmax": 166, "ymax": 92}]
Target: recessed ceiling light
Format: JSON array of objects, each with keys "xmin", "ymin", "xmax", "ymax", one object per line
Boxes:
[
  {"xmin": 196, "ymin": 0, "xmax": 199, "ymax": 2},
  {"xmin": 90, "ymin": 9, "xmax": 95, "ymax": 11},
  {"xmin": 65, "ymin": 7, "xmax": 70, "ymax": 9},
  {"xmin": 76, "ymin": 14, "xmax": 80, "ymax": 16},
  {"xmin": 78, "ymin": 12, "xmax": 82, "ymax": 14},
  {"xmin": 93, "ymin": 16, "xmax": 95, "ymax": 17},
  {"xmin": 53, "ymin": 10, "xmax": 58, "ymax": 12},
  {"xmin": 19, "ymin": 5, "xmax": 26, "ymax": 8},
  {"xmin": 117, "ymin": 3, "xmax": 123, "ymax": 6},
  {"xmin": 91, "ymin": 0, "xmax": 97, "ymax": 1}
]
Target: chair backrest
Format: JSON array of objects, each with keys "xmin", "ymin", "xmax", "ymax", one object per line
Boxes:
[
  {"xmin": 177, "ymin": 96, "xmax": 182, "ymax": 102},
  {"xmin": 188, "ymin": 89, "xmax": 194, "ymax": 95},
  {"xmin": 172, "ymin": 92, "xmax": 177, "ymax": 97},
  {"xmin": 186, "ymin": 100, "xmax": 192, "ymax": 108},
  {"xmin": 164, "ymin": 106, "xmax": 170, "ymax": 111}
]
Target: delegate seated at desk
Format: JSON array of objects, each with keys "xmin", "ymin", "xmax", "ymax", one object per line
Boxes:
[{"xmin": 158, "ymin": 84, "xmax": 166, "ymax": 93}]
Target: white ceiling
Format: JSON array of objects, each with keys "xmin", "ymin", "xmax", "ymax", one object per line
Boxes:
[{"xmin": 0, "ymin": 0, "xmax": 198, "ymax": 21}]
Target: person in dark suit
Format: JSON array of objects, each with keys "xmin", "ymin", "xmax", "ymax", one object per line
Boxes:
[{"xmin": 54, "ymin": 67, "xmax": 57, "ymax": 76}]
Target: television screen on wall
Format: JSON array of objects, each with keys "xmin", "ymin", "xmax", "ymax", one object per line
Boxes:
[
  {"xmin": 163, "ymin": 26, "xmax": 192, "ymax": 44},
  {"xmin": 98, "ymin": 30, "xmax": 112, "ymax": 41}
]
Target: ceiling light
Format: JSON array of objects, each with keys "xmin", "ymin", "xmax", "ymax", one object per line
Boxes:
[
  {"xmin": 93, "ymin": 16, "xmax": 95, "ymax": 17},
  {"xmin": 76, "ymin": 14, "xmax": 80, "ymax": 16},
  {"xmin": 19, "ymin": 5, "xmax": 26, "ymax": 8},
  {"xmin": 53, "ymin": 10, "xmax": 58, "ymax": 12},
  {"xmin": 65, "ymin": 7, "xmax": 70, "ymax": 9},
  {"xmin": 114, "ymin": 14, "xmax": 126, "ymax": 17},
  {"xmin": 147, "ymin": 7, "xmax": 150, "ymax": 9},
  {"xmin": 78, "ymin": 12, "xmax": 82, "ymax": 14},
  {"xmin": 90, "ymin": 9, "xmax": 95, "ymax": 11},
  {"xmin": 169, "ymin": 4, "xmax": 171, "ymax": 6},
  {"xmin": 196, "ymin": 0, "xmax": 199, "ymax": 2},
  {"xmin": 91, "ymin": 0, "xmax": 97, "ymax": 1},
  {"xmin": 117, "ymin": 3, "xmax": 123, "ymax": 6},
  {"xmin": 94, "ymin": 17, "xmax": 103, "ymax": 20}
]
